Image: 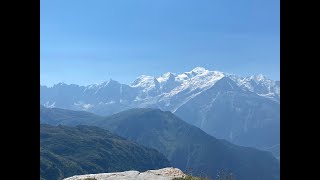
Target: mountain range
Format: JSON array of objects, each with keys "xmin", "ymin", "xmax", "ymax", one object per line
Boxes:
[
  {"xmin": 40, "ymin": 67, "xmax": 280, "ymax": 157},
  {"xmin": 40, "ymin": 106, "xmax": 280, "ymax": 180}
]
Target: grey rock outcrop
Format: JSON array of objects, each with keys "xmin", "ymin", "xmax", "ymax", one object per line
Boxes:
[{"xmin": 63, "ymin": 167, "xmax": 186, "ymax": 180}]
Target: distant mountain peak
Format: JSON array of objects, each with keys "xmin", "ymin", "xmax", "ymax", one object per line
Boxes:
[
  {"xmin": 249, "ymin": 74, "xmax": 267, "ymax": 82},
  {"xmin": 212, "ymin": 77, "xmax": 241, "ymax": 91},
  {"xmin": 54, "ymin": 82, "xmax": 67, "ymax": 87},
  {"xmin": 160, "ymin": 72, "xmax": 176, "ymax": 79},
  {"xmin": 131, "ymin": 75, "xmax": 155, "ymax": 86},
  {"xmin": 130, "ymin": 75, "xmax": 161, "ymax": 96},
  {"xmin": 157, "ymin": 72, "xmax": 176, "ymax": 83},
  {"xmin": 101, "ymin": 78, "xmax": 120, "ymax": 87},
  {"xmin": 162, "ymin": 72, "xmax": 176, "ymax": 77},
  {"xmin": 191, "ymin": 67, "xmax": 208, "ymax": 74}
]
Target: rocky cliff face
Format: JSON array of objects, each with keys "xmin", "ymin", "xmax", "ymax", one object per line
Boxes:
[{"xmin": 63, "ymin": 167, "xmax": 186, "ymax": 180}]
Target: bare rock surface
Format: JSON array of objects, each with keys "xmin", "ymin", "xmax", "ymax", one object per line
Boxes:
[{"xmin": 63, "ymin": 167, "xmax": 186, "ymax": 180}]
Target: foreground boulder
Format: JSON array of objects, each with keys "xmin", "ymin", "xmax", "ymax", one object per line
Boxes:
[{"xmin": 63, "ymin": 167, "xmax": 186, "ymax": 180}]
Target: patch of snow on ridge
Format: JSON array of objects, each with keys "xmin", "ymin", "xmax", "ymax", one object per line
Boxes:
[
  {"xmin": 131, "ymin": 75, "xmax": 159, "ymax": 92},
  {"xmin": 157, "ymin": 72, "xmax": 176, "ymax": 83},
  {"xmin": 198, "ymin": 91, "xmax": 221, "ymax": 128},
  {"xmin": 105, "ymin": 100, "xmax": 116, "ymax": 105},
  {"xmin": 171, "ymin": 91, "xmax": 203, "ymax": 113},
  {"xmin": 84, "ymin": 84, "xmax": 99, "ymax": 91},
  {"xmin": 74, "ymin": 101, "xmax": 94, "ymax": 110},
  {"xmin": 83, "ymin": 104, "xmax": 94, "ymax": 110},
  {"xmin": 176, "ymin": 73, "xmax": 189, "ymax": 81},
  {"xmin": 228, "ymin": 73, "xmax": 280, "ymax": 101},
  {"xmin": 191, "ymin": 66, "xmax": 208, "ymax": 74},
  {"xmin": 43, "ymin": 101, "xmax": 56, "ymax": 108},
  {"xmin": 131, "ymin": 75, "xmax": 155, "ymax": 87}
]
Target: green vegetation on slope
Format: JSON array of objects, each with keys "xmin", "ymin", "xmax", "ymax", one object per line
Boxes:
[
  {"xmin": 40, "ymin": 105, "xmax": 103, "ymax": 126},
  {"xmin": 40, "ymin": 146, "xmax": 85, "ymax": 180},
  {"xmin": 40, "ymin": 124, "xmax": 170, "ymax": 180}
]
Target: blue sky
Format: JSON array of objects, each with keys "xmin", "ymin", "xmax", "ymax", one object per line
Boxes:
[{"xmin": 40, "ymin": 0, "xmax": 279, "ymax": 86}]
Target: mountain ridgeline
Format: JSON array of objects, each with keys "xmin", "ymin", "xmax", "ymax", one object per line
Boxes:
[
  {"xmin": 41, "ymin": 107, "xmax": 280, "ymax": 180},
  {"xmin": 40, "ymin": 124, "xmax": 170, "ymax": 180},
  {"xmin": 40, "ymin": 67, "xmax": 280, "ymax": 156}
]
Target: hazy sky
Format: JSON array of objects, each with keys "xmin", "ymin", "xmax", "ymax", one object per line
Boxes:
[{"xmin": 40, "ymin": 0, "xmax": 279, "ymax": 86}]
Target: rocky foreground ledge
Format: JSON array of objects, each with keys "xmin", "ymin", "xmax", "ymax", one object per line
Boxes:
[{"xmin": 63, "ymin": 167, "xmax": 186, "ymax": 180}]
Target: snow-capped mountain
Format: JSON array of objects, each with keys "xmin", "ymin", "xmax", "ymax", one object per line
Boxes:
[
  {"xmin": 174, "ymin": 76, "xmax": 279, "ymax": 151},
  {"xmin": 230, "ymin": 74, "xmax": 280, "ymax": 102},
  {"xmin": 40, "ymin": 67, "xmax": 280, "ymax": 156}
]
